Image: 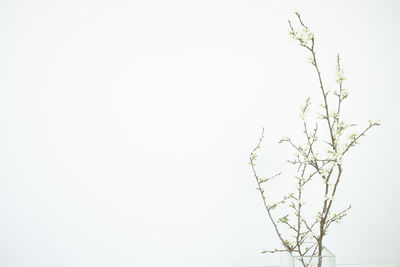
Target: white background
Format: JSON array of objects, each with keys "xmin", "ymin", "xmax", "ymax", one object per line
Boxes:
[{"xmin": 1, "ymin": 0, "xmax": 399, "ymax": 266}]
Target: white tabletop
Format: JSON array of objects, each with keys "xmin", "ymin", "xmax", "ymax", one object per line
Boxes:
[{"xmin": 246, "ymin": 265, "xmax": 400, "ymax": 267}]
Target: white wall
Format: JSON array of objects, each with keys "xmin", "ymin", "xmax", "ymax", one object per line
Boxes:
[{"xmin": 0, "ymin": 0, "xmax": 399, "ymax": 266}]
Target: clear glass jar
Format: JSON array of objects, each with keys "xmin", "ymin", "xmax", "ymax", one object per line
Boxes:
[{"xmin": 280, "ymin": 244, "xmax": 335, "ymax": 267}]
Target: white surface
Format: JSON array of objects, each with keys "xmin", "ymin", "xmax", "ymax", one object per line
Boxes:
[
  {"xmin": 248, "ymin": 265, "xmax": 400, "ymax": 267},
  {"xmin": 0, "ymin": 0, "xmax": 399, "ymax": 267}
]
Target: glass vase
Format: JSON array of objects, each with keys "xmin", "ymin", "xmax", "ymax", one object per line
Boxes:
[{"xmin": 280, "ymin": 244, "xmax": 335, "ymax": 267}]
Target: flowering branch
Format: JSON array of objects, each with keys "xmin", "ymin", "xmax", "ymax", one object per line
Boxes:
[
  {"xmin": 249, "ymin": 128, "xmax": 291, "ymax": 251},
  {"xmin": 250, "ymin": 12, "xmax": 380, "ymax": 266}
]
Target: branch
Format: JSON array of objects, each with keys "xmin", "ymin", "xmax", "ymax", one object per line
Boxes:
[
  {"xmin": 249, "ymin": 128, "xmax": 292, "ymax": 251},
  {"xmin": 289, "ymin": 13, "xmax": 336, "ymax": 152},
  {"xmin": 261, "ymin": 248, "xmax": 290, "ymax": 254},
  {"xmin": 342, "ymin": 121, "xmax": 381, "ymax": 155},
  {"xmin": 324, "ymin": 205, "xmax": 352, "ymax": 231}
]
